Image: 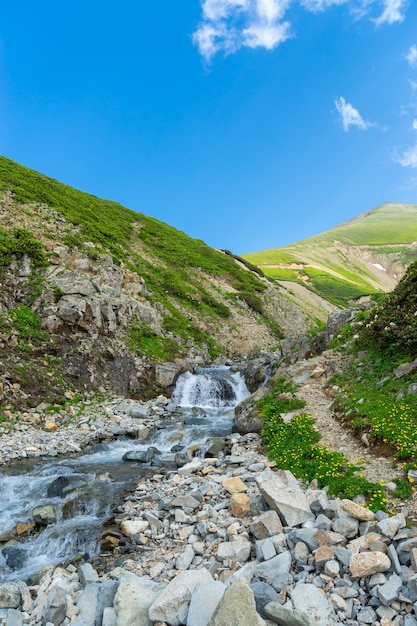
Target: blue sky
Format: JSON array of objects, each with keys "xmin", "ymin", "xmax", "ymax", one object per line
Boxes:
[{"xmin": 0, "ymin": 1, "xmax": 416, "ymax": 254}]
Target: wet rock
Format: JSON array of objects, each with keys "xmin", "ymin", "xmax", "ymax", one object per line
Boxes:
[
  {"xmin": 122, "ymin": 447, "xmax": 161, "ymax": 463},
  {"xmin": 32, "ymin": 503, "xmax": 60, "ymax": 525},
  {"xmin": 0, "ymin": 584, "xmax": 21, "ymax": 609},
  {"xmin": 2, "ymin": 546, "xmax": 26, "ymax": 571}
]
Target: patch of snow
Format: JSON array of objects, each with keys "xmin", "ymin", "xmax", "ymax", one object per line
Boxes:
[{"xmin": 372, "ymin": 263, "xmax": 386, "ymax": 272}]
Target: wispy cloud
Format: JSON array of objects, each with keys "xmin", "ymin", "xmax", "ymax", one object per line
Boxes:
[
  {"xmin": 395, "ymin": 143, "xmax": 417, "ymax": 168},
  {"xmin": 193, "ymin": 0, "xmax": 408, "ymax": 60},
  {"xmin": 334, "ymin": 97, "xmax": 372, "ymax": 131},
  {"xmin": 413, "ymin": 119, "xmax": 417, "ymax": 130},
  {"xmin": 406, "ymin": 45, "xmax": 417, "ymax": 67},
  {"xmin": 373, "ymin": 0, "xmax": 406, "ymax": 24},
  {"xmin": 192, "ymin": 0, "xmax": 292, "ymax": 61}
]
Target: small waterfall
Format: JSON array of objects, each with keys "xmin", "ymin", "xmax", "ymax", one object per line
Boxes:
[{"xmin": 172, "ymin": 366, "xmax": 249, "ymax": 409}]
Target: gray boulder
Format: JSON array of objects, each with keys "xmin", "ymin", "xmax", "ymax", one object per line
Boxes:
[
  {"xmin": 186, "ymin": 580, "xmax": 225, "ymax": 626},
  {"xmin": 113, "ymin": 576, "xmax": 165, "ymax": 626},
  {"xmin": 207, "ymin": 577, "xmax": 266, "ymax": 626},
  {"xmin": 149, "ymin": 569, "xmax": 212, "ymax": 626},
  {"xmin": 256, "ymin": 469, "xmax": 313, "ymax": 526}
]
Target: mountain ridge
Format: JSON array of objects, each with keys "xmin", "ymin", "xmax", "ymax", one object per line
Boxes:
[{"xmin": 243, "ymin": 202, "xmax": 417, "ymax": 307}]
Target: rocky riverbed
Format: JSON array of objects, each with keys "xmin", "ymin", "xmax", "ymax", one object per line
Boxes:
[{"xmin": 1, "ymin": 392, "xmax": 417, "ymax": 626}]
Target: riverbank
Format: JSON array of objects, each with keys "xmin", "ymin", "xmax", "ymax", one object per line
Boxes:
[{"xmin": 1, "ymin": 422, "xmax": 417, "ymax": 626}]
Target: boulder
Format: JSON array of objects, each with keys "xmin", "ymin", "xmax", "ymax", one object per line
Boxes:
[
  {"xmin": 256, "ymin": 469, "xmax": 313, "ymax": 526},
  {"xmin": 207, "ymin": 577, "xmax": 266, "ymax": 626},
  {"xmin": 149, "ymin": 569, "xmax": 212, "ymax": 626},
  {"xmin": 113, "ymin": 576, "xmax": 165, "ymax": 626},
  {"xmin": 186, "ymin": 580, "xmax": 225, "ymax": 626}
]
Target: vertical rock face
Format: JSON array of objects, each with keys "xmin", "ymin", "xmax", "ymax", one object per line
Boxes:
[{"xmin": 256, "ymin": 468, "xmax": 314, "ymax": 526}]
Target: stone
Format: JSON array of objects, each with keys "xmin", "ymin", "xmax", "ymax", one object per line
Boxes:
[
  {"xmin": 340, "ymin": 499, "xmax": 374, "ymax": 521},
  {"xmin": 217, "ymin": 539, "xmax": 252, "ymax": 563},
  {"xmin": 32, "ymin": 504, "xmax": 60, "ymax": 525},
  {"xmin": 377, "ymin": 513, "xmax": 406, "ymax": 539},
  {"xmin": 250, "ymin": 582, "xmax": 280, "ymax": 620},
  {"xmin": 350, "ymin": 551, "xmax": 391, "ymax": 577},
  {"xmin": 76, "ymin": 582, "xmax": 118, "ymax": 626},
  {"xmin": 291, "ymin": 583, "xmax": 337, "ymax": 626},
  {"xmin": 377, "ymin": 574, "xmax": 403, "ymax": 606},
  {"xmin": 256, "ymin": 469, "xmax": 314, "ymax": 527},
  {"xmin": 356, "ymin": 606, "xmax": 377, "ymax": 623},
  {"xmin": 315, "ymin": 545, "xmax": 334, "ymax": 571},
  {"xmin": 250, "ymin": 511, "xmax": 283, "ymax": 540},
  {"xmin": 222, "ymin": 477, "xmax": 248, "ymax": 494},
  {"xmin": 332, "ymin": 513, "xmax": 359, "ymax": 539},
  {"xmin": 129, "ymin": 404, "xmax": 149, "ymax": 419},
  {"xmin": 0, "ymin": 585, "xmax": 21, "ymax": 609},
  {"xmin": 186, "ymin": 580, "xmax": 225, "ymax": 626},
  {"xmin": 175, "ymin": 545, "xmax": 195, "ymax": 571},
  {"xmin": 149, "ymin": 569, "xmax": 212, "ymax": 626},
  {"xmin": 113, "ymin": 576, "xmax": 165, "ymax": 626},
  {"xmin": 264, "ymin": 601, "xmax": 315, "ymax": 626},
  {"xmin": 254, "ymin": 551, "xmax": 292, "ymax": 587},
  {"xmin": 78, "ymin": 563, "xmax": 100, "ymax": 586},
  {"xmin": 120, "ymin": 520, "xmax": 149, "ymax": 536},
  {"xmin": 231, "ymin": 493, "xmax": 250, "ymax": 518},
  {"xmin": 207, "ymin": 577, "xmax": 266, "ymax": 626}
]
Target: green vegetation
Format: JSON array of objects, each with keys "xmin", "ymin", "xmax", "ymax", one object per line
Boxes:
[
  {"xmin": 303, "ymin": 268, "xmax": 377, "ymax": 307},
  {"xmin": 0, "ymin": 227, "xmax": 47, "ymax": 270},
  {"xmin": 128, "ymin": 322, "xmax": 184, "ymax": 361},
  {"xmin": 0, "ymin": 155, "xmax": 277, "ymax": 357},
  {"xmin": 243, "ymin": 203, "xmax": 417, "ymax": 308},
  {"xmin": 355, "ymin": 260, "xmax": 417, "ymax": 358},
  {"xmin": 259, "ymin": 378, "xmax": 387, "ymax": 510}
]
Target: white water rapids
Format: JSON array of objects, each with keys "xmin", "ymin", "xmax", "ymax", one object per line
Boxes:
[{"xmin": 0, "ymin": 366, "xmax": 249, "ymax": 581}]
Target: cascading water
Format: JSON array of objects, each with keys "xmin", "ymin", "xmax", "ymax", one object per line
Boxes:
[
  {"xmin": 172, "ymin": 366, "xmax": 249, "ymax": 410},
  {"xmin": 0, "ymin": 366, "xmax": 249, "ymax": 581}
]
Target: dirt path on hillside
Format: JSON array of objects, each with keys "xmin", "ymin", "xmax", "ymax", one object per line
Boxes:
[{"xmin": 283, "ymin": 357, "xmax": 417, "ymax": 522}]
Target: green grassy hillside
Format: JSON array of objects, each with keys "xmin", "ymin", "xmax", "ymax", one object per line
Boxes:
[
  {"xmin": 0, "ymin": 155, "xmax": 284, "ymax": 364},
  {"xmin": 243, "ymin": 203, "xmax": 417, "ymax": 307}
]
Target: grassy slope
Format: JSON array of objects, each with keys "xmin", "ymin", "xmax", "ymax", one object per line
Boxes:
[
  {"xmin": 0, "ymin": 155, "xmax": 278, "ymax": 359},
  {"xmin": 243, "ymin": 203, "xmax": 417, "ymax": 307}
]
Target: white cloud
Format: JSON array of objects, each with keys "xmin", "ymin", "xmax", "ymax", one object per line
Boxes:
[
  {"xmin": 193, "ymin": 0, "xmax": 409, "ymax": 60},
  {"xmin": 406, "ymin": 45, "xmax": 417, "ymax": 67},
  {"xmin": 334, "ymin": 97, "xmax": 371, "ymax": 131},
  {"xmin": 300, "ymin": 0, "xmax": 347, "ymax": 13},
  {"xmin": 413, "ymin": 119, "xmax": 417, "ymax": 130},
  {"xmin": 396, "ymin": 143, "xmax": 417, "ymax": 168},
  {"xmin": 202, "ymin": 0, "xmax": 247, "ymax": 21},
  {"xmin": 243, "ymin": 21, "xmax": 292, "ymax": 48},
  {"xmin": 193, "ymin": 0, "xmax": 292, "ymax": 60},
  {"xmin": 374, "ymin": 0, "xmax": 406, "ymax": 24}
]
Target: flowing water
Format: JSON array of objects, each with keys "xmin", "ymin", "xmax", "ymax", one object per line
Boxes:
[{"xmin": 0, "ymin": 366, "xmax": 249, "ymax": 581}]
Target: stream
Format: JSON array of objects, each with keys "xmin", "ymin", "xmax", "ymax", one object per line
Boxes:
[{"xmin": 0, "ymin": 366, "xmax": 249, "ymax": 582}]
